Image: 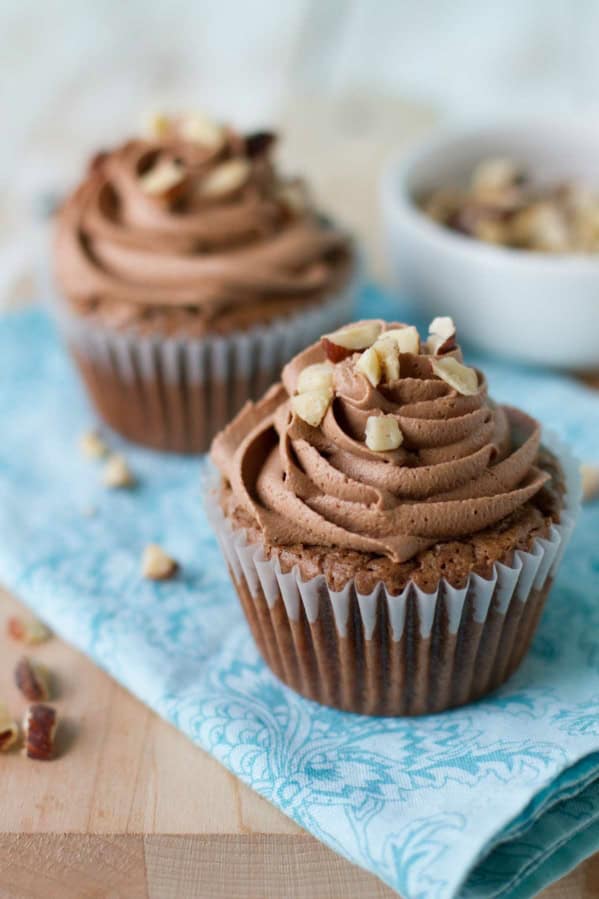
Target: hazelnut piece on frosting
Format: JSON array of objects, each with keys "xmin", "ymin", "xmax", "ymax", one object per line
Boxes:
[
  {"xmin": 297, "ymin": 362, "xmax": 334, "ymax": 394},
  {"xmin": 321, "ymin": 322, "xmax": 382, "ymax": 363},
  {"xmin": 431, "ymin": 357, "xmax": 478, "ymax": 396},
  {"xmin": 374, "ymin": 336, "xmax": 400, "ymax": 382},
  {"xmin": 139, "ymin": 159, "xmax": 186, "ymax": 201},
  {"xmin": 144, "ymin": 111, "xmax": 170, "ymax": 139},
  {"xmin": 179, "ymin": 112, "xmax": 225, "ymax": 150},
  {"xmin": 382, "ymin": 325, "xmax": 420, "ymax": 355},
  {"xmin": 293, "ymin": 360, "xmax": 335, "ymax": 426},
  {"xmin": 365, "ymin": 414, "xmax": 404, "ymax": 452},
  {"xmin": 427, "ymin": 316, "xmax": 457, "ymax": 355},
  {"xmin": 356, "ymin": 346, "xmax": 382, "ymax": 387},
  {"xmin": 291, "ymin": 390, "xmax": 331, "ymax": 428},
  {"xmin": 356, "ymin": 338, "xmax": 400, "ymax": 387},
  {"xmin": 200, "ymin": 158, "xmax": 251, "ymax": 198}
]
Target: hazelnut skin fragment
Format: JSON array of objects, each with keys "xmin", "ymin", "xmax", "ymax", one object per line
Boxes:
[
  {"xmin": 23, "ymin": 704, "xmax": 57, "ymax": 761},
  {"xmin": 15, "ymin": 658, "xmax": 51, "ymax": 703}
]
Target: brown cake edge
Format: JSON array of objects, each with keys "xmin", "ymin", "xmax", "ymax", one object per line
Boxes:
[{"xmin": 220, "ymin": 447, "xmax": 565, "ymax": 594}]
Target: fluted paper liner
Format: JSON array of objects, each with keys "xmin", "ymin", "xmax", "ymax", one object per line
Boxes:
[
  {"xmin": 50, "ymin": 272, "xmax": 357, "ymax": 453},
  {"xmin": 208, "ymin": 432, "xmax": 580, "ymax": 716}
]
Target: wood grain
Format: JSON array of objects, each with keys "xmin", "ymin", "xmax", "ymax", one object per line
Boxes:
[
  {"xmin": 1, "ymin": 588, "xmax": 598, "ymax": 898},
  {"xmin": 0, "ymin": 835, "xmax": 147, "ymax": 899}
]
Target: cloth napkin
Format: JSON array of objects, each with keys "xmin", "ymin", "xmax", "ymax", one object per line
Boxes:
[{"xmin": 1, "ymin": 290, "xmax": 599, "ymax": 899}]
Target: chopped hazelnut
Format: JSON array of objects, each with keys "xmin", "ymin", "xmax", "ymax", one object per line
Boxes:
[
  {"xmin": 0, "ymin": 704, "xmax": 19, "ymax": 752},
  {"xmin": 321, "ymin": 322, "xmax": 382, "ymax": 362},
  {"xmin": 421, "ymin": 158, "xmax": 599, "ymax": 253},
  {"xmin": 142, "ymin": 544, "xmax": 179, "ymax": 581},
  {"xmin": 356, "ymin": 346, "xmax": 382, "ymax": 387},
  {"xmin": 374, "ymin": 337, "xmax": 401, "ymax": 382},
  {"xmin": 474, "ymin": 218, "xmax": 510, "ymax": 244},
  {"xmin": 365, "ymin": 414, "xmax": 404, "ymax": 452},
  {"xmin": 422, "ymin": 187, "xmax": 463, "ymax": 223},
  {"xmin": 421, "ymin": 157, "xmax": 599, "ymax": 253},
  {"xmin": 291, "ymin": 389, "xmax": 331, "ymax": 428},
  {"xmin": 139, "ymin": 159, "xmax": 186, "ymax": 201},
  {"xmin": 472, "ymin": 157, "xmax": 523, "ymax": 198},
  {"xmin": 429, "ymin": 316, "xmax": 455, "ymax": 339},
  {"xmin": 427, "ymin": 316, "xmax": 457, "ymax": 355},
  {"xmin": 179, "ymin": 112, "xmax": 224, "ymax": 150},
  {"xmin": 103, "ymin": 454, "xmax": 135, "ymax": 489},
  {"xmin": 297, "ymin": 362, "xmax": 334, "ymax": 395},
  {"xmin": 15, "ymin": 658, "xmax": 51, "ymax": 703},
  {"xmin": 144, "ymin": 111, "xmax": 170, "ymax": 139},
  {"xmin": 79, "ymin": 429, "xmax": 108, "ymax": 460},
  {"xmin": 200, "ymin": 159, "xmax": 250, "ymax": 198},
  {"xmin": 511, "ymin": 202, "xmax": 569, "ymax": 252},
  {"xmin": 23, "ymin": 704, "xmax": 57, "ymax": 761},
  {"xmin": 382, "ymin": 326, "xmax": 420, "ymax": 355},
  {"xmin": 7, "ymin": 615, "xmax": 52, "ymax": 645},
  {"xmin": 431, "ymin": 357, "xmax": 479, "ymax": 396},
  {"xmin": 356, "ymin": 338, "xmax": 400, "ymax": 387}
]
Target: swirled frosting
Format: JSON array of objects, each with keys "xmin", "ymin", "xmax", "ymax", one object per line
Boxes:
[
  {"xmin": 212, "ymin": 320, "xmax": 550, "ymax": 563},
  {"xmin": 54, "ymin": 118, "xmax": 352, "ymax": 336}
]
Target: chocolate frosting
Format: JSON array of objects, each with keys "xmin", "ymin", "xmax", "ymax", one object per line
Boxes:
[
  {"xmin": 212, "ymin": 321, "xmax": 549, "ymax": 563},
  {"xmin": 54, "ymin": 123, "xmax": 351, "ymax": 335}
]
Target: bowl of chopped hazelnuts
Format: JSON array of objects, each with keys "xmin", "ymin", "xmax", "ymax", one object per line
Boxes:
[{"xmin": 381, "ymin": 121, "xmax": 599, "ymax": 370}]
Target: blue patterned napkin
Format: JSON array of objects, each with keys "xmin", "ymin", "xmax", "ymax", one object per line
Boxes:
[{"xmin": 1, "ymin": 291, "xmax": 599, "ymax": 899}]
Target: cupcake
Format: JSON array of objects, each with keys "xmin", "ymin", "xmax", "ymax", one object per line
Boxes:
[
  {"xmin": 209, "ymin": 317, "xmax": 579, "ymax": 716},
  {"xmin": 52, "ymin": 113, "xmax": 356, "ymax": 452}
]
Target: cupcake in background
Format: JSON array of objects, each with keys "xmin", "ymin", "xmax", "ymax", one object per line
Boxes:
[
  {"xmin": 52, "ymin": 112, "xmax": 356, "ymax": 453},
  {"xmin": 209, "ymin": 317, "xmax": 579, "ymax": 716}
]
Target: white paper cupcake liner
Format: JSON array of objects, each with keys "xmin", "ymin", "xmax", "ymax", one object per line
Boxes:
[
  {"xmin": 49, "ymin": 268, "xmax": 358, "ymax": 453},
  {"xmin": 207, "ymin": 431, "xmax": 580, "ymax": 716}
]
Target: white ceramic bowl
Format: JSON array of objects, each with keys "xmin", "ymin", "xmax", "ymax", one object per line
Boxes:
[{"xmin": 381, "ymin": 122, "xmax": 599, "ymax": 370}]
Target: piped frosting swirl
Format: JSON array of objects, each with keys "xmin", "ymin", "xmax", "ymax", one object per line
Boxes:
[
  {"xmin": 212, "ymin": 319, "xmax": 549, "ymax": 563},
  {"xmin": 54, "ymin": 115, "xmax": 351, "ymax": 335}
]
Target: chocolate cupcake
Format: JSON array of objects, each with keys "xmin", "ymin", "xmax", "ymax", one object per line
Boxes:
[
  {"xmin": 209, "ymin": 317, "xmax": 579, "ymax": 716},
  {"xmin": 52, "ymin": 113, "xmax": 356, "ymax": 452}
]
